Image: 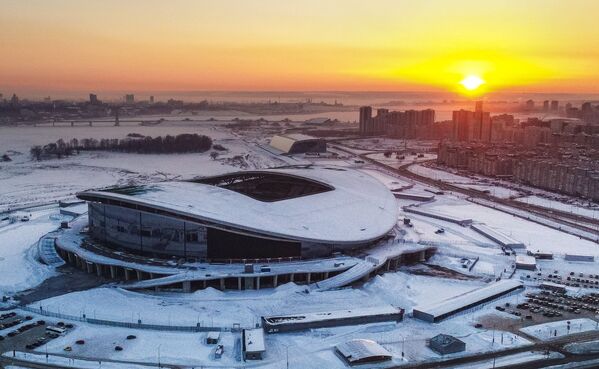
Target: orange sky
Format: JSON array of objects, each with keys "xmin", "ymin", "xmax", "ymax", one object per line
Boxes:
[{"xmin": 2, "ymin": 0, "xmax": 599, "ymax": 96}]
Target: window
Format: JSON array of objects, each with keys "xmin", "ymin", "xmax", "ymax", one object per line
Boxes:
[
  {"xmin": 141, "ymin": 228, "xmax": 152, "ymax": 237},
  {"xmin": 117, "ymin": 225, "xmax": 126, "ymax": 233},
  {"xmin": 186, "ymin": 232, "xmax": 199, "ymax": 242}
]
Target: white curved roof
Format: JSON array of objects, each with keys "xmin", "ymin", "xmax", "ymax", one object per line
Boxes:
[{"xmin": 78, "ymin": 166, "xmax": 398, "ymax": 244}]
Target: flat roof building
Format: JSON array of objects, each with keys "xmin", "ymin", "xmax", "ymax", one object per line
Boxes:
[
  {"xmin": 269, "ymin": 134, "xmax": 326, "ymax": 154},
  {"xmin": 242, "ymin": 328, "xmax": 265, "ymax": 360},
  {"xmin": 336, "ymin": 339, "xmax": 392, "ymax": 366},
  {"xmin": 413, "ymin": 280, "xmax": 524, "ymax": 323},
  {"xmin": 428, "ymin": 334, "xmax": 466, "ymax": 355},
  {"xmin": 516, "ymin": 255, "xmax": 537, "ymax": 270},
  {"xmin": 471, "ymin": 223, "xmax": 525, "ymax": 249},
  {"xmin": 262, "ymin": 306, "xmax": 403, "ymax": 333}
]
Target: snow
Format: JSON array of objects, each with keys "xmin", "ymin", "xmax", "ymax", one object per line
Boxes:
[
  {"xmin": 517, "ymin": 195, "xmax": 599, "ymax": 219},
  {"xmin": 244, "ymin": 328, "xmax": 266, "ymax": 353},
  {"xmin": 81, "ymin": 165, "xmax": 399, "ymax": 244},
  {"xmin": 413, "ymin": 280, "xmax": 523, "ymax": 320},
  {"xmin": 520, "ymin": 318, "xmax": 599, "ymax": 340},
  {"xmin": 0, "ymin": 208, "xmax": 66, "ymax": 295},
  {"xmin": 0, "ymin": 123, "xmax": 285, "ymax": 212},
  {"xmin": 4, "ymin": 351, "xmax": 164, "ymax": 369},
  {"xmin": 263, "ymin": 305, "xmax": 402, "ymax": 326},
  {"xmin": 422, "ymin": 198, "xmax": 599, "ymax": 256},
  {"xmin": 451, "ymin": 351, "xmax": 563, "ymax": 369}
]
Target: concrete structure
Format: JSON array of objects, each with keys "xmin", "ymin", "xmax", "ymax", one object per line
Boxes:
[
  {"xmin": 471, "ymin": 223, "xmax": 525, "ymax": 249},
  {"xmin": 515, "ymin": 255, "xmax": 537, "ymax": 270},
  {"xmin": 393, "ymin": 192, "xmax": 435, "ymax": 202},
  {"xmin": 262, "ymin": 306, "xmax": 403, "ymax": 333},
  {"xmin": 540, "ymin": 282, "xmax": 567, "ymax": 294},
  {"xmin": 77, "ymin": 166, "xmax": 398, "ymax": 261},
  {"xmin": 564, "ymin": 254, "xmax": 595, "ymax": 262},
  {"xmin": 428, "ymin": 334, "xmax": 466, "ymax": 355},
  {"xmin": 403, "ymin": 206, "xmax": 473, "ymax": 226},
  {"xmin": 242, "ymin": 328, "xmax": 265, "ymax": 360},
  {"xmin": 336, "ymin": 339, "xmax": 392, "ymax": 366},
  {"xmin": 269, "ymin": 134, "xmax": 326, "ymax": 154},
  {"xmin": 413, "ymin": 280, "xmax": 524, "ymax": 323}
]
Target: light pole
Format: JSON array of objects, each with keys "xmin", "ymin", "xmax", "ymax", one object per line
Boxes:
[{"xmin": 158, "ymin": 344, "xmax": 161, "ymax": 368}]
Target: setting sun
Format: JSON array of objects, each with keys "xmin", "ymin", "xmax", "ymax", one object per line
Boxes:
[{"xmin": 460, "ymin": 75, "xmax": 485, "ymax": 91}]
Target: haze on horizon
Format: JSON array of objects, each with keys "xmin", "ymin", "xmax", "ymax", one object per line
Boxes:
[{"xmin": 2, "ymin": 0, "xmax": 599, "ymax": 97}]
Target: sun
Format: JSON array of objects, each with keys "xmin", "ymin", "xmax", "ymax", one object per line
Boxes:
[{"xmin": 460, "ymin": 75, "xmax": 485, "ymax": 91}]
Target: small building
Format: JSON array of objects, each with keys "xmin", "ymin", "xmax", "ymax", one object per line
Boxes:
[
  {"xmin": 540, "ymin": 282, "xmax": 567, "ymax": 294},
  {"xmin": 533, "ymin": 252, "xmax": 553, "ymax": 260},
  {"xmin": 242, "ymin": 328, "xmax": 265, "ymax": 360},
  {"xmin": 428, "ymin": 334, "xmax": 466, "ymax": 355},
  {"xmin": 336, "ymin": 339, "xmax": 392, "ymax": 366},
  {"xmin": 269, "ymin": 134, "xmax": 326, "ymax": 154},
  {"xmin": 403, "ymin": 206, "xmax": 472, "ymax": 226},
  {"xmin": 262, "ymin": 306, "xmax": 404, "ymax": 333},
  {"xmin": 413, "ymin": 280, "xmax": 524, "ymax": 323},
  {"xmin": 206, "ymin": 331, "xmax": 220, "ymax": 344},
  {"xmin": 565, "ymin": 254, "xmax": 595, "ymax": 262},
  {"xmin": 515, "ymin": 255, "xmax": 537, "ymax": 270},
  {"xmin": 471, "ymin": 223, "xmax": 525, "ymax": 249}
]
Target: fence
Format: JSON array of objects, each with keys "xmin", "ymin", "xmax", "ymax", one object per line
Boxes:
[{"xmin": 19, "ymin": 305, "xmax": 243, "ymax": 332}]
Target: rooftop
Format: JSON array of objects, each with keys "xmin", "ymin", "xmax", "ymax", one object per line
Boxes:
[
  {"xmin": 78, "ymin": 166, "xmax": 398, "ymax": 244},
  {"xmin": 336, "ymin": 339, "xmax": 392, "ymax": 364}
]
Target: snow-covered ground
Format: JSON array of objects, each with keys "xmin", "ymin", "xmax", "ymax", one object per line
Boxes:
[
  {"xmin": 0, "ymin": 208, "xmax": 68, "ymax": 295},
  {"xmin": 2, "ymin": 121, "xmax": 599, "ymax": 367},
  {"xmin": 520, "ymin": 318, "xmax": 599, "ymax": 341},
  {"xmin": 0, "ymin": 122, "xmax": 285, "ymax": 212},
  {"xmin": 420, "ymin": 197, "xmax": 599, "ymax": 256},
  {"xmin": 517, "ymin": 195, "xmax": 599, "ymax": 219}
]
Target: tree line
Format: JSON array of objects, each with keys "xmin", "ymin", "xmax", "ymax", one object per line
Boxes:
[{"xmin": 30, "ymin": 133, "xmax": 213, "ymax": 160}]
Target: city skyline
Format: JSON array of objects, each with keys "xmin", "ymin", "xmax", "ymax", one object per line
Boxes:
[{"xmin": 3, "ymin": 0, "xmax": 599, "ymax": 96}]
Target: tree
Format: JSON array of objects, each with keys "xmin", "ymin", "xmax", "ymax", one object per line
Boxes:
[{"xmin": 30, "ymin": 146, "xmax": 42, "ymax": 161}]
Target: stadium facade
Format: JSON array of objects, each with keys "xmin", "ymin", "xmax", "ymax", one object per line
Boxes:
[{"xmin": 77, "ymin": 166, "xmax": 398, "ymax": 261}]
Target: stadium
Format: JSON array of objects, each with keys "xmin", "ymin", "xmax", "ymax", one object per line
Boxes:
[{"xmin": 76, "ymin": 165, "xmax": 398, "ymax": 261}]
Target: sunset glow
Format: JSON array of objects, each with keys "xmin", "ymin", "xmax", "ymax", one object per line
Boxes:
[{"xmin": 2, "ymin": 0, "xmax": 599, "ymax": 96}]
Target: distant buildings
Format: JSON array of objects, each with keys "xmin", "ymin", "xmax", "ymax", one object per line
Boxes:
[
  {"xmin": 451, "ymin": 101, "xmax": 491, "ymax": 142},
  {"xmin": 358, "ymin": 106, "xmax": 435, "ymax": 138},
  {"xmin": 437, "ymin": 141, "xmax": 599, "ymax": 200},
  {"xmin": 124, "ymin": 94, "xmax": 135, "ymax": 104},
  {"xmin": 89, "ymin": 93, "xmax": 100, "ymax": 105},
  {"xmin": 525, "ymin": 99, "xmax": 535, "ymax": 110},
  {"xmin": 149, "ymin": 95, "xmax": 154, "ymax": 104}
]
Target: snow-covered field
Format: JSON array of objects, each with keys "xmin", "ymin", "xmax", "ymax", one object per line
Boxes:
[
  {"xmin": 2, "ymin": 121, "xmax": 598, "ymax": 367},
  {"xmin": 517, "ymin": 195, "xmax": 599, "ymax": 219},
  {"xmin": 420, "ymin": 197, "xmax": 599, "ymax": 256},
  {"xmin": 0, "ymin": 208, "xmax": 68, "ymax": 295},
  {"xmin": 520, "ymin": 318, "xmax": 599, "ymax": 341},
  {"xmin": 0, "ymin": 122, "xmax": 285, "ymax": 212}
]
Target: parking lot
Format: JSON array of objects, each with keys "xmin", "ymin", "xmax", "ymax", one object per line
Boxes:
[{"xmin": 0, "ymin": 311, "xmax": 73, "ymax": 356}]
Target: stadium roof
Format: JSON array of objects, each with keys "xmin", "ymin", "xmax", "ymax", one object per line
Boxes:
[{"xmin": 77, "ymin": 166, "xmax": 398, "ymax": 244}]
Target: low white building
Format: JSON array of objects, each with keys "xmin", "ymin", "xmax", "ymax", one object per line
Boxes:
[
  {"xmin": 243, "ymin": 328, "xmax": 265, "ymax": 360},
  {"xmin": 336, "ymin": 339, "xmax": 392, "ymax": 366}
]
